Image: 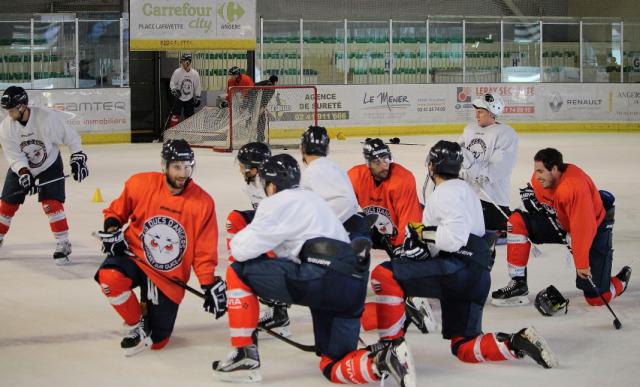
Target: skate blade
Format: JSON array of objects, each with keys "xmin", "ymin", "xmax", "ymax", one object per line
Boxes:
[
  {"xmin": 395, "ymin": 341, "xmax": 416, "ymax": 387},
  {"xmin": 123, "ymin": 337, "xmax": 152, "ymax": 357},
  {"xmin": 523, "ymin": 326, "xmax": 559, "ymax": 368},
  {"xmin": 54, "ymin": 256, "xmax": 71, "ymax": 266},
  {"xmin": 491, "ymin": 295, "xmax": 529, "ymax": 307},
  {"xmin": 213, "ymin": 368, "xmax": 262, "ymax": 383},
  {"xmin": 258, "ymin": 325, "xmax": 292, "ymax": 339}
]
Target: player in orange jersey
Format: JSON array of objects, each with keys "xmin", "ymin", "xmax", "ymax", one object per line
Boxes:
[{"xmin": 94, "ymin": 139, "xmax": 225, "ymax": 356}]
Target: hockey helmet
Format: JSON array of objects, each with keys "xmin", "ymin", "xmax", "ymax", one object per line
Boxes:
[
  {"xmin": 161, "ymin": 139, "xmax": 194, "ymax": 166},
  {"xmin": 472, "ymin": 93, "xmax": 504, "ymax": 117},
  {"xmin": 237, "ymin": 142, "xmax": 271, "ymax": 169},
  {"xmin": 362, "ymin": 138, "xmax": 391, "ymax": 162},
  {"xmin": 427, "ymin": 140, "xmax": 463, "ymax": 177},
  {"xmin": 534, "ymin": 285, "xmax": 569, "ymax": 316},
  {"xmin": 180, "ymin": 53, "xmax": 192, "ymax": 62},
  {"xmin": 259, "ymin": 154, "xmax": 301, "ymax": 192},
  {"xmin": 301, "ymin": 126, "xmax": 330, "ymax": 156},
  {"xmin": 1, "ymin": 86, "xmax": 29, "ymax": 109},
  {"xmin": 228, "ymin": 66, "xmax": 241, "ymax": 76}
]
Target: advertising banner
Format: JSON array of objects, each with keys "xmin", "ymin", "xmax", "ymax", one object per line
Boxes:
[{"xmin": 130, "ymin": 0, "xmax": 256, "ymax": 51}]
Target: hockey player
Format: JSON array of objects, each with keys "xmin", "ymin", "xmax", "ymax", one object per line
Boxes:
[
  {"xmin": 212, "ymin": 154, "xmax": 414, "ymax": 386},
  {"xmin": 168, "ymin": 53, "xmax": 201, "ymax": 127},
  {"xmin": 348, "ymin": 138, "xmax": 422, "ymax": 258},
  {"xmin": 458, "ymin": 93, "xmax": 518, "ymax": 243},
  {"xmin": 225, "ymin": 142, "xmax": 291, "ymax": 337},
  {"xmin": 492, "ymin": 147, "xmax": 631, "ymax": 307},
  {"xmin": 369, "ymin": 140, "xmax": 558, "ymax": 369},
  {"xmin": 300, "ymin": 126, "xmax": 370, "ymax": 243},
  {"xmin": 94, "ymin": 139, "xmax": 225, "ymax": 356},
  {"xmin": 0, "ymin": 86, "xmax": 89, "ymax": 264},
  {"xmin": 223, "ymin": 66, "xmax": 254, "ymax": 107}
]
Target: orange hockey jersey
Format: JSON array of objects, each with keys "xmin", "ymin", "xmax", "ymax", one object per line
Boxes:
[
  {"xmin": 348, "ymin": 163, "xmax": 422, "ymax": 247},
  {"xmin": 531, "ymin": 164, "xmax": 605, "ymax": 269},
  {"xmin": 103, "ymin": 172, "xmax": 219, "ymax": 304},
  {"xmin": 226, "ymin": 73, "xmax": 254, "ymax": 103}
]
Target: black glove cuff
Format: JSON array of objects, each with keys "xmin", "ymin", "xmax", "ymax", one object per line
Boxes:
[{"xmin": 104, "ymin": 217, "xmax": 122, "ymax": 232}]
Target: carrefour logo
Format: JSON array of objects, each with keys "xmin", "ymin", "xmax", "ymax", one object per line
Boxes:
[{"xmin": 217, "ymin": 1, "xmax": 245, "ymax": 22}]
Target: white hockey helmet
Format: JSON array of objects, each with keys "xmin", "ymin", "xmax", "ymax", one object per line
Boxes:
[{"xmin": 472, "ymin": 93, "xmax": 504, "ymax": 117}]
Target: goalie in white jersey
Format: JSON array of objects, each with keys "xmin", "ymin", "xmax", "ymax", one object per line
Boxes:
[
  {"xmin": 458, "ymin": 93, "xmax": 518, "ymax": 243},
  {"xmin": 0, "ymin": 86, "xmax": 89, "ymax": 264}
]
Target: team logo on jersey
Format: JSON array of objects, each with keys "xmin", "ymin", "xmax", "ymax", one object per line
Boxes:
[
  {"xmin": 20, "ymin": 139, "xmax": 47, "ymax": 168},
  {"xmin": 180, "ymin": 78, "xmax": 194, "ymax": 99},
  {"xmin": 141, "ymin": 216, "xmax": 187, "ymax": 271},
  {"xmin": 363, "ymin": 206, "xmax": 397, "ymax": 236},
  {"xmin": 465, "ymin": 138, "xmax": 487, "ymax": 160}
]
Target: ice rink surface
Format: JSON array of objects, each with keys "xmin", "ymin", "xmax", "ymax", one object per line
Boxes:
[{"xmin": 0, "ymin": 133, "xmax": 638, "ymax": 387}]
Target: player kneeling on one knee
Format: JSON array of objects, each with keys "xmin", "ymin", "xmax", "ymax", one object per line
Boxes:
[
  {"xmin": 368, "ymin": 140, "xmax": 558, "ymax": 369},
  {"xmin": 95, "ymin": 139, "xmax": 226, "ymax": 356},
  {"xmin": 212, "ymin": 154, "xmax": 415, "ymax": 386}
]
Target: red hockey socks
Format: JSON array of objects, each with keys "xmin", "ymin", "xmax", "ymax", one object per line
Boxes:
[
  {"xmin": 97, "ymin": 268, "xmax": 141, "ymax": 325},
  {"xmin": 320, "ymin": 350, "xmax": 377, "ymax": 384},
  {"xmin": 226, "ymin": 266, "xmax": 259, "ymax": 347},
  {"xmin": 41, "ymin": 199, "xmax": 69, "ymax": 241}
]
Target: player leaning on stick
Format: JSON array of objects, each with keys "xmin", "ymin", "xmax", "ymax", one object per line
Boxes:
[
  {"xmin": 492, "ymin": 147, "xmax": 631, "ymax": 309},
  {"xmin": 213, "ymin": 154, "xmax": 415, "ymax": 386},
  {"xmin": 94, "ymin": 139, "xmax": 226, "ymax": 356},
  {"xmin": 369, "ymin": 140, "xmax": 558, "ymax": 369},
  {"xmin": 0, "ymin": 86, "xmax": 89, "ymax": 264}
]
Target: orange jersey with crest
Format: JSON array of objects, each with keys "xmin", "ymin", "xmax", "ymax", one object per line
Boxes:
[
  {"xmin": 531, "ymin": 164, "xmax": 605, "ymax": 269},
  {"xmin": 348, "ymin": 163, "xmax": 422, "ymax": 247},
  {"xmin": 226, "ymin": 74, "xmax": 254, "ymax": 102},
  {"xmin": 103, "ymin": 172, "xmax": 219, "ymax": 304}
]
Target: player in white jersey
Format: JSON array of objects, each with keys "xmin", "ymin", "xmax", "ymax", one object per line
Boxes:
[
  {"xmin": 458, "ymin": 93, "xmax": 518, "ymax": 243},
  {"xmin": 300, "ymin": 126, "xmax": 370, "ymax": 247},
  {"xmin": 168, "ymin": 53, "xmax": 202, "ymax": 127},
  {"xmin": 0, "ymin": 86, "xmax": 89, "ymax": 264},
  {"xmin": 368, "ymin": 140, "xmax": 557, "ymax": 370},
  {"xmin": 213, "ymin": 153, "xmax": 414, "ymax": 386}
]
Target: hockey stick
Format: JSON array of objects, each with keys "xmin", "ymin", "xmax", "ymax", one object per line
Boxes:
[
  {"xmin": 478, "ymin": 187, "xmax": 542, "ymax": 257},
  {"xmin": 540, "ymin": 215, "xmax": 623, "ymax": 330},
  {"xmin": 1, "ymin": 174, "xmax": 70, "ymax": 201},
  {"xmin": 161, "ymin": 97, "xmax": 180, "ymax": 137},
  {"xmin": 359, "ymin": 140, "xmax": 424, "ymax": 147}
]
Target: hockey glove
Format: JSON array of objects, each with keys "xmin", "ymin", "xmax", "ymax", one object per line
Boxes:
[
  {"xmin": 220, "ymin": 100, "xmax": 229, "ymax": 108},
  {"xmin": 534, "ymin": 285, "xmax": 569, "ymax": 316},
  {"xmin": 519, "ymin": 184, "xmax": 542, "ymax": 214},
  {"xmin": 171, "ymin": 88, "xmax": 181, "ymax": 98},
  {"xmin": 96, "ymin": 229, "xmax": 131, "ymax": 257},
  {"xmin": 202, "ymin": 277, "xmax": 227, "ymax": 319},
  {"xmin": 401, "ymin": 223, "xmax": 434, "ymax": 261},
  {"xmin": 18, "ymin": 168, "xmax": 37, "ymax": 196},
  {"xmin": 193, "ymin": 96, "xmax": 201, "ymax": 108},
  {"xmin": 370, "ymin": 225, "xmax": 397, "ymax": 259},
  {"xmin": 70, "ymin": 151, "xmax": 89, "ymax": 182}
]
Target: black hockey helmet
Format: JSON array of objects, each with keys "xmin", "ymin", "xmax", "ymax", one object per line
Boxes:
[
  {"xmin": 228, "ymin": 66, "xmax": 241, "ymax": 76},
  {"xmin": 180, "ymin": 53, "xmax": 192, "ymax": 62},
  {"xmin": 237, "ymin": 142, "xmax": 271, "ymax": 169},
  {"xmin": 427, "ymin": 140, "xmax": 463, "ymax": 177},
  {"xmin": 301, "ymin": 126, "xmax": 330, "ymax": 156},
  {"xmin": 161, "ymin": 139, "xmax": 194, "ymax": 166},
  {"xmin": 534, "ymin": 285, "xmax": 569, "ymax": 316},
  {"xmin": 259, "ymin": 154, "xmax": 301, "ymax": 192},
  {"xmin": 362, "ymin": 138, "xmax": 391, "ymax": 162},
  {"xmin": 1, "ymin": 86, "xmax": 28, "ymax": 109}
]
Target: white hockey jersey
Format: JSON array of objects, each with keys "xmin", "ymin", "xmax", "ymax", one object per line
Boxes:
[
  {"xmin": 458, "ymin": 121, "xmax": 518, "ymax": 207},
  {"xmin": 242, "ymin": 178, "xmax": 266, "ymax": 210},
  {"xmin": 300, "ymin": 157, "xmax": 360, "ymax": 222},
  {"xmin": 0, "ymin": 106, "xmax": 83, "ymax": 176},
  {"xmin": 423, "ymin": 179, "xmax": 485, "ymax": 256},
  {"xmin": 169, "ymin": 67, "xmax": 201, "ymax": 102},
  {"xmin": 230, "ymin": 188, "xmax": 349, "ymax": 263}
]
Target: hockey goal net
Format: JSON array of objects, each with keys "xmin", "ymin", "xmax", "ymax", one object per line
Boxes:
[{"xmin": 164, "ymin": 85, "xmax": 318, "ymax": 152}]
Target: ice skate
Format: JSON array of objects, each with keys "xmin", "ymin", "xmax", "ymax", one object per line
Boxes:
[
  {"xmin": 258, "ymin": 303, "xmax": 291, "ymax": 338},
  {"xmin": 504, "ymin": 326, "xmax": 558, "ymax": 368},
  {"xmin": 121, "ymin": 317, "xmax": 151, "ymax": 357},
  {"xmin": 615, "ymin": 266, "xmax": 632, "ymax": 296},
  {"xmin": 404, "ymin": 297, "xmax": 439, "ymax": 333},
  {"xmin": 491, "ymin": 277, "xmax": 529, "ymax": 306},
  {"xmin": 372, "ymin": 338, "xmax": 416, "ymax": 387},
  {"xmin": 53, "ymin": 240, "xmax": 72, "ymax": 266},
  {"xmin": 212, "ymin": 344, "xmax": 262, "ymax": 383}
]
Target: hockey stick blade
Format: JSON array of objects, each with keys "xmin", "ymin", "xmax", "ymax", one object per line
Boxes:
[{"xmin": 0, "ymin": 174, "xmax": 71, "ymax": 201}]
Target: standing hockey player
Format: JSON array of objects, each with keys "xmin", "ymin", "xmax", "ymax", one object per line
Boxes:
[
  {"xmin": 94, "ymin": 139, "xmax": 225, "ymax": 356},
  {"xmin": 225, "ymin": 142, "xmax": 291, "ymax": 338},
  {"xmin": 369, "ymin": 140, "xmax": 558, "ymax": 369},
  {"xmin": 223, "ymin": 66, "xmax": 254, "ymax": 107},
  {"xmin": 492, "ymin": 147, "xmax": 631, "ymax": 307},
  {"xmin": 458, "ymin": 93, "xmax": 518, "ymax": 243},
  {"xmin": 168, "ymin": 53, "xmax": 202, "ymax": 127},
  {"xmin": 212, "ymin": 154, "xmax": 415, "ymax": 386},
  {"xmin": 300, "ymin": 126, "xmax": 370, "ymax": 243},
  {"xmin": 0, "ymin": 86, "xmax": 89, "ymax": 264}
]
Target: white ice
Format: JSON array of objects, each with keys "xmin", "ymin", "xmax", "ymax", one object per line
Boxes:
[{"xmin": 0, "ymin": 133, "xmax": 638, "ymax": 387}]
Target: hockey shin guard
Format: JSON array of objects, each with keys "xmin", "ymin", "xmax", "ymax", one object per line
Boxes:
[{"xmin": 226, "ymin": 266, "xmax": 259, "ymax": 347}]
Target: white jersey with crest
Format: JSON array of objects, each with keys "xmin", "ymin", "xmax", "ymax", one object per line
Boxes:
[
  {"xmin": 169, "ymin": 67, "xmax": 201, "ymax": 102},
  {"xmin": 0, "ymin": 106, "xmax": 83, "ymax": 176},
  {"xmin": 231, "ymin": 188, "xmax": 349, "ymax": 263},
  {"xmin": 300, "ymin": 157, "xmax": 360, "ymax": 222},
  {"xmin": 458, "ymin": 121, "xmax": 518, "ymax": 207},
  {"xmin": 423, "ymin": 178, "xmax": 485, "ymax": 256}
]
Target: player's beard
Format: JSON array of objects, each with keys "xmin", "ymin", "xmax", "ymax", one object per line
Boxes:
[
  {"xmin": 373, "ymin": 169, "xmax": 389, "ymax": 182},
  {"xmin": 166, "ymin": 174, "xmax": 190, "ymax": 191}
]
